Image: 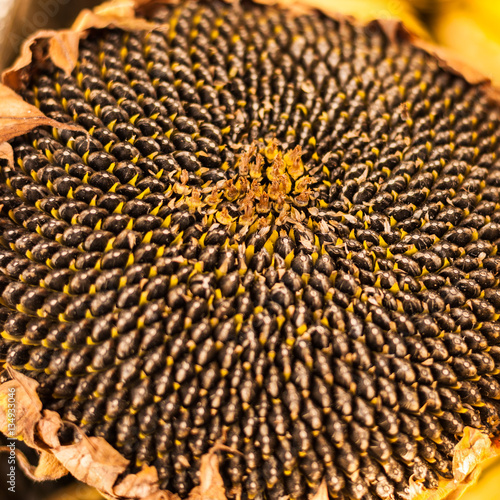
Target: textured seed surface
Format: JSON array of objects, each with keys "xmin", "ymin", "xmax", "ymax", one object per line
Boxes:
[{"xmin": 1, "ymin": 1, "xmax": 500, "ymax": 499}]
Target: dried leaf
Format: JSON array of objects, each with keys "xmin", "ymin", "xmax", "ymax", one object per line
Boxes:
[
  {"xmin": 53, "ymin": 434, "xmax": 129, "ymax": 494},
  {"xmin": 48, "ymin": 31, "xmax": 82, "ymax": 76},
  {"xmin": 0, "ymin": 84, "xmax": 82, "ymax": 142},
  {"xmin": 91, "ymin": 0, "xmax": 139, "ymax": 18},
  {"xmin": 113, "ymin": 467, "xmax": 162, "ymax": 498},
  {"xmin": 3, "ymin": 30, "xmax": 80, "ymax": 92},
  {"xmin": 188, "ymin": 448, "xmax": 227, "ymax": 500},
  {"xmin": 453, "ymin": 427, "xmax": 492, "ymax": 482},
  {"xmin": 0, "ymin": 367, "xmax": 168, "ymax": 499},
  {"xmin": 30, "ymin": 452, "xmax": 68, "ymax": 481},
  {"xmin": 0, "ymin": 447, "xmax": 68, "ymax": 482},
  {"xmin": 2, "ymin": 1, "xmax": 161, "ymax": 92},
  {"xmin": 0, "ymin": 141, "xmax": 14, "ymax": 167},
  {"xmin": 72, "ymin": 6, "xmax": 161, "ymax": 34},
  {"xmin": 310, "ymin": 480, "xmax": 329, "ymax": 500},
  {"xmin": 0, "ymin": 365, "xmax": 42, "ymax": 446}
]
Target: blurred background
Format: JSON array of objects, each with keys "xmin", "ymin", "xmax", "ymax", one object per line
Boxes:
[{"xmin": 0, "ymin": 0, "xmax": 499, "ymax": 499}]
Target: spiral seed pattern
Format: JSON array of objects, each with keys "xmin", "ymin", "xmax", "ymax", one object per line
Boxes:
[{"xmin": 1, "ymin": 1, "xmax": 500, "ymax": 499}]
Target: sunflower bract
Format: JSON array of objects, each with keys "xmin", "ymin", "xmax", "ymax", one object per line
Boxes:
[{"xmin": 1, "ymin": 1, "xmax": 500, "ymax": 499}]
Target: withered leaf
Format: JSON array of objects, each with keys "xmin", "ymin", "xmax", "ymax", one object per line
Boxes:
[
  {"xmin": 0, "ymin": 84, "xmax": 82, "ymax": 142},
  {"xmin": 189, "ymin": 449, "xmax": 227, "ymax": 500}
]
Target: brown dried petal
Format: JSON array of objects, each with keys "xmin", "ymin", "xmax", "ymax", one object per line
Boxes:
[
  {"xmin": 0, "ymin": 85, "xmax": 81, "ymax": 142},
  {"xmin": 0, "ymin": 365, "xmax": 42, "ymax": 446},
  {"xmin": 0, "ymin": 367, "xmax": 165, "ymax": 499},
  {"xmin": 189, "ymin": 448, "xmax": 227, "ymax": 500},
  {"xmin": 311, "ymin": 480, "xmax": 329, "ymax": 500},
  {"xmin": 113, "ymin": 467, "xmax": 164, "ymax": 499}
]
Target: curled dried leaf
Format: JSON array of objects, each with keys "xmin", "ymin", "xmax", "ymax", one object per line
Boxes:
[
  {"xmin": 47, "ymin": 420, "xmax": 129, "ymax": 493},
  {"xmin": 0, "ymin": 365, "xmax": 42, "ymax": 447},
  {"xmin": 310, "ymin": 480, "xmax": 329, "ymax": 500},
  {"xmin": 0, "ymin": 84, "xmax": 82, "ymax": 143},
  {"xmin": 72, "ymin": 5, "xmax": 161, "ymax": 34},
  {"xmin": 188, "ymin": 447, "xmax": 227, "ymax": 500},
  {"xmin": 2, "ymin": 0, "xmax": 161, "ymax": 92},
  {"xmin": 0, "ymin": 141, "xmax": 14, "ymax": 167},
  {"xmin": 3, "ymin": 30, "xmax": 80, "ymax": 92},
  {"xmin": 0, "ymin": 447, "xmax": 67, "ymax": 482},
  {"xmin": 112, "ymin": 467, "xmax": 164, "ymax": 499},
  {"xmin": 0, "ymin": 366, "xmax": 168, "ymax": 499}
]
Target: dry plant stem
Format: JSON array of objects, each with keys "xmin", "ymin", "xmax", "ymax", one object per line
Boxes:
[{"xmin": 0, "ymin": 1, "xmax": 500, "ymax": 499}]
